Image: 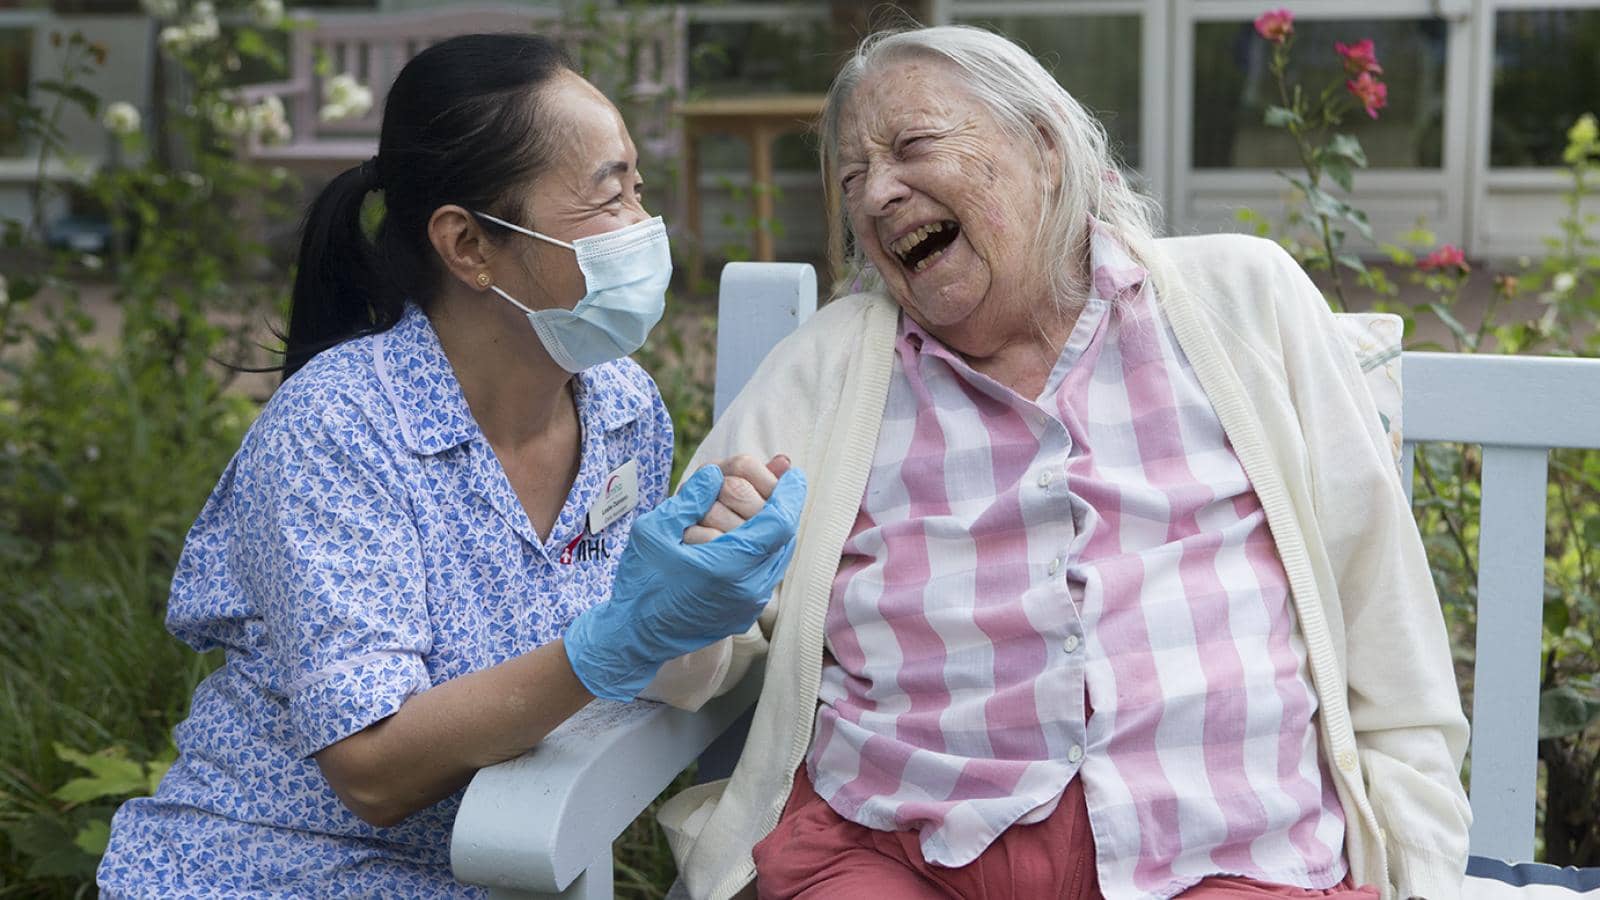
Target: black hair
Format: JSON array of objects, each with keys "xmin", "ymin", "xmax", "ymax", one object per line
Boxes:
[{"xmin": 282, "ymin": 33, "xmax": 573, "ymax": 380}]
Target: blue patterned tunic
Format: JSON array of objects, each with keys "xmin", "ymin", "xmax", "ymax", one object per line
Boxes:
[{"xmin": 98, "ymin": 303, "xmax": 674, "ymax": 897}]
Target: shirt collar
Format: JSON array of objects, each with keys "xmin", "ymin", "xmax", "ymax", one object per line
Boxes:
[
  {"xmin": 375, "ymin": 304, "xmax": 479, "ymax": 456},
  {"xmin": 1086, "ymin": 218, "xmax": 1149, "ymax": 303},
  {"xmin": 375, "ymin": 304, "xmax": 650, "ymax": 456}
]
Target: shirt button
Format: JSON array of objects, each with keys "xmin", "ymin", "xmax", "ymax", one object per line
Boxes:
[
  {"xmin": 1047, "ymin": 557, "xmax": 1062, "ymax": 576},
  {"xmin": 1037, "ymin": 471, "xmax": 1053, "ymax": 488},
  {"xmin": 1063, "ymin": 634, "xmax": 1081, "ymax": 653},
  {"xmin": 1337, "ymin": 750, "xmax": 1358, "ymax": 773},
  {"xmin": 1068, "ymin": 745, "xmax": 1084, "ymax": 763}
]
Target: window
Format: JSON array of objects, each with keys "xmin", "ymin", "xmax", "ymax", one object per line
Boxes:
[
  {"xmin": 1491, "ymin": 9, "xmax": 1600, "ymax": 167},
  {"xmin": 687, "ymin": 17, "xmax": 833, "ymax": 171},
  {"xmin": 955, "ymin": 14, "xmax": 1143, "ymax": 168},
  {"xmin": 1192, "ymin": 18, "xmax": 1446, "ymax": 169}
]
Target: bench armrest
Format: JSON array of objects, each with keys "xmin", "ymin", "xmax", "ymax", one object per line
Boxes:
[{"xmin": 450, "ymin": 669, "xmax": 763, "ymax": 894}]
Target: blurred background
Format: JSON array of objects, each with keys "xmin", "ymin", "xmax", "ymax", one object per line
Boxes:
[{"xmin": 1, "ymin": 1, "xmax": 1597, "ymax": 897}]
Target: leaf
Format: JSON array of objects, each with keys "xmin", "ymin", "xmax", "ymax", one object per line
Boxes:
[
  {"xmin": 32, "ymin": 79, "xmax": 100, "ymax": 117},
  {"xmin": 1264, "ymin": 105, "xmax": 1303, "ymax": 129},
  {"xmin": 73, "ymin": 819, "xmax": 111, "ymax": 856},
  {"xmin": 1342, "ymin": 206, "xmax": 1376, "ymax": 242},
  {"xmin": 1539, "ymin": 685, "xmax": 1600, "ymax": 740},
  {"xmin": 1336, "ymin": 253, "xmax": 1368, "ymax": 274},
  {"xmin": 1427, "ymin": 303, "xmax": 1473, "ymax": 348},
  {"xmin": 1544, "ymin": 595, "xmax": 1571, "ymax": 636},
  {"xmin": 51, "ymin": 744, "xmax": 148, "ymax": 803},
  {"xmin": 1324, "ymin": 158, "xmax": 1354, "ymax": 193},
  {"xmin": 1326, "ymin": 133, "xmax": 1369, "ymax": 167}
]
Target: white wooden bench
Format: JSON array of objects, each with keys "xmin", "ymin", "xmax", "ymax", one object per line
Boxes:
[
  {"xmin": 235, "ymin": 4, "xmax": 685, "ymax": 170},
  {"xmin": 450, "ymin": 262, "xmax": 1600, "ymax": 899}
]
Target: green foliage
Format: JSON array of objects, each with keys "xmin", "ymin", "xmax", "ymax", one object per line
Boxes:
[
  {"xmin": 1254, "ymin": 53, "xmax": 1600, "ymax": 859},
  {"xmin": 1, "ymin": 4, "xmax": 294, "ymax": 894}
]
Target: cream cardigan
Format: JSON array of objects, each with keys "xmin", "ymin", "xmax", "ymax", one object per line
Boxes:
[{"xmin": 647, "ymin": 234, "xmax": 1471, "ymax": 900}]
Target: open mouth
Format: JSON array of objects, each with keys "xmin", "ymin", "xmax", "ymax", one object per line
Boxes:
[{"xmin": 890, "ymin": 220, "xmax": 960, "ymax": 274}]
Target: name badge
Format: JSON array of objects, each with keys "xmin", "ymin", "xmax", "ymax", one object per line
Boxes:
[{"xmin": 587, "ymin": 458, "xmax": 639, "ymax": 535}]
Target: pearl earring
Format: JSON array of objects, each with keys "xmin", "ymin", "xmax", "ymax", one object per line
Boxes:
[{"xmin": 476, "ymin": 272, "xmax": 491, "ymax": 288}]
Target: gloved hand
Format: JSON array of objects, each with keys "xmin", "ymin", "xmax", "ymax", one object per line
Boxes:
[{"xmin": 564, "ymin": 463, "xmax": 807, "ymax": 702}]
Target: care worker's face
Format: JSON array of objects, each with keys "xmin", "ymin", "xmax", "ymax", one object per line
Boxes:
[
  {"xmin": 492, "ymin": 72, "xmax": 650, "ymax": 313},
  {"xmin": 835, "ymin": 58, "xmax": 1053, "ymax": 342}
]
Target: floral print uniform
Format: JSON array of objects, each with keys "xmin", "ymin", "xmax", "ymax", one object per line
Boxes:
[{"xmin": 97, "ymin": 303, "xmax": 673, "ymax": 898}]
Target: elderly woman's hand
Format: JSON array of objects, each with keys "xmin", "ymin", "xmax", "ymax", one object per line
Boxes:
[{"xmin": 683, "ymin": 453, "xmax": 792, "ymax": 545}]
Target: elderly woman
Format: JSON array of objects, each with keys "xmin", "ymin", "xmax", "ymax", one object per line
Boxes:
[{"xmin": 655, "ymin": 24, "xmax": 1470, "ymax": 900}]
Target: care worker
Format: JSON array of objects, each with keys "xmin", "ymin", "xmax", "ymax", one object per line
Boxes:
[{"xmin": 97, "ymin": 33, "xmax": 804, "ymax": 897}]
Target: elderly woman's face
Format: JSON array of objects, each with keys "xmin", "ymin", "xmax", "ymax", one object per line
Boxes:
[{"xmin": 837, "ymin": 58, "xmax": 1053, "ymax": 334}]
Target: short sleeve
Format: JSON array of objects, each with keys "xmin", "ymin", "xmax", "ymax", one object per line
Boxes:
[{"xmin": 228, "ymin": 400, "xmax": 432, "ymax": 759}]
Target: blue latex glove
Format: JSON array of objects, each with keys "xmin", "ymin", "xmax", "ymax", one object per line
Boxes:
[{"xmin": 564, "ymin": 464, "xmax": 806, "ymax": 702}]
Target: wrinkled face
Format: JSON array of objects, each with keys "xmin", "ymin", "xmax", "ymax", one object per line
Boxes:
[{"xmin": 835, "ymin": 58, "xmax": 1054, "ymax": 340}]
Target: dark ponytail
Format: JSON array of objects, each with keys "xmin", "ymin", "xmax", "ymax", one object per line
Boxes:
[{"xmin": 282, "ymin": 33, "xmax": 574, "ymax": 380}]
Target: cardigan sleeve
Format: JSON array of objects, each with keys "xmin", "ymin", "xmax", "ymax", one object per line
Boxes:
[
  {"xmin": 640, "ymin": 303, "xmax": 854, "ymax": 709},
  {"xmin": 1265, "ymin": 245, "xmax": 1472, "ymax": 900}
]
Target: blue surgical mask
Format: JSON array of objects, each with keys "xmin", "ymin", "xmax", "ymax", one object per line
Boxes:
[{"xmin": 473, "ymin": 212, "xmax": 671, "ymax": 373}]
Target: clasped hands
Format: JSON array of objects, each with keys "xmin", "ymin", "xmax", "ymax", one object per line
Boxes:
[{"xmin": 564, "ymin": 454, "xmax": 805, "ymax": 702}]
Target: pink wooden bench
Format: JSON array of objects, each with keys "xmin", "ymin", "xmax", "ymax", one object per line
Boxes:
[{"xmin": 236, "ymin": 5, "xmax": 685, "ymax": 172}]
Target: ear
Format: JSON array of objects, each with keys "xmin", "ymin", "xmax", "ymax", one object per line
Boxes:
[{"xmin": 428, "ymin": 204, "xmax": 496, "ymax": 292}]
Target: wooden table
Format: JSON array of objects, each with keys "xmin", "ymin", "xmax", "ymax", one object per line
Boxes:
[{"xmin": 676, "ymin": 94, "xmax": 831, "ymax": 285}]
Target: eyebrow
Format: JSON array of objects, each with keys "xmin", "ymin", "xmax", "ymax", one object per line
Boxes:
[{"xmin": 591, "ymin": 160, "xmax": 633, "ymax": 186}]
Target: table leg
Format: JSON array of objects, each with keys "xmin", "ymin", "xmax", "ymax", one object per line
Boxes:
[
  {"xmin": 683, "ymin": 125, "xmax": 703, "ymax": 287},
  {"xmin": 750, "ymin": 125, "xmax": 776, "ymax": 262}
]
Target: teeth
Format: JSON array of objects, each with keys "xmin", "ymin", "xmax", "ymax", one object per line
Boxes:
[
  {"xmin": 890, "ymin": 221, "xmax": 949, "ymax": 257},
  {"xmin": 913, "ymin": 245, "xmax": 947, "ymax": 272}
]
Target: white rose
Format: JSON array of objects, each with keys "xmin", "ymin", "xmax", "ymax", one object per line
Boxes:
[
  {"xmin": 1553, "ymin": 271, "xmax": 1578, "ymax": 294},
  {"xmin": 252, "ymin": 0, "xmax": 285, "ymax": 27},
  {"xmin": 140, "ymin": 0, "xmax": 179, "ymax": 18},
  {"xmin": 186, "ymin": 15, "xmax": 219, "ymax": 45},
  {"xmin": 320, "ymin": 74, "xmax": 373, "ymax": 122},
  {"xmin": 250, "ymin": 96, "xmax": 292, "ymax": 144},
  {"xmin": 209, "ymin": 100, "xmax": 249, "ymax": 137},
  {"xmin": 102, "ymin": 101, "xmax": 142, "ymax": 136},
  {"xmin": 178, "ymin": 171, "xmax": 206, "ymax": 189},
  {"xmin": 158, "ymin": 25, "xmax": 189, "ymax": 53}
]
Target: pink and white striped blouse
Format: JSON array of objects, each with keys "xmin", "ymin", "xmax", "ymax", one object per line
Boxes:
[{"xmin": 805, "ymin": 225, "xmax": 1348, "ymax": 899}]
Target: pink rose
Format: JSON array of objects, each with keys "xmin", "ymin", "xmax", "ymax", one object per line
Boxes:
[
  {"xmin": 1419, "ymin": 244, "xmax": 1469, "ymax": 273},
  {"xmin": 1335, "ymin": 38, "xmax": 1383, "ymax": 76},
  {"xmin": 1346, "ymin": 72, "xmax": 1388, "ymax": 119},
  {"xmin": 1254, "ymin": 8, "xmax": 1294, "ymax": 43}
]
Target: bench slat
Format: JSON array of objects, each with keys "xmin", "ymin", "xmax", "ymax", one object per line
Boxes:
[{"xmin": 1467, "ymin": 444, "xmax": 1550, "ymax": 862}]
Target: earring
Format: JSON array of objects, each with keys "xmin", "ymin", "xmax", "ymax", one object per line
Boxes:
[{"xmin": 476, "ymin": 272, "xmax": 491, "ymax": 288}]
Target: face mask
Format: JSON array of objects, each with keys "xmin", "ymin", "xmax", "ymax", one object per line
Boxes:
[{"xmin": 473, "ymin": 212, "xmax": 671, "ymax": 373}]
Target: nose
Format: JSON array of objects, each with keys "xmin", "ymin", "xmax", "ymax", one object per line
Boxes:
[{"xmin": 858, "ymin": 162, "xmax": 909, "ymax": 217}]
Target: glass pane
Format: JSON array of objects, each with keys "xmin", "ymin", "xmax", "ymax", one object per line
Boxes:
[
  {"xmin": 1192, "ymin": 18, "xmax": 1446, "ymax": 169},
  {"xmin": 955, "ymin": 14, "xmax": 1143, "ymax": 168},
  {"xmin": 1491, "ymin": 9, "xmax": 1600, "ymax": 167},
  {"xmin": 687, "ymin": 18, "xmax": 833, "ymax": 171},
  {"xmin": 0, "ymin": 28, "xmax": 30, "ymax": 157}
]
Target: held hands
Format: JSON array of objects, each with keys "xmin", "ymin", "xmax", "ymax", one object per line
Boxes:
[
  {"xmin": 563, "ymin": 457, "xmax": 806, "ymax": 702},
  {"xmin": 684, "ymin": 454, "xmax": 793, "ymax": 545}
]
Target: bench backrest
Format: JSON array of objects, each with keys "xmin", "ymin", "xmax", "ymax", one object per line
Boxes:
[
  {"xmin": 254, "ymin": 5, "xmax": 685, "ymax": 161},
  {"xmin": 716, "ymin": 262, "xmax": 1600, "ymax": 865}
]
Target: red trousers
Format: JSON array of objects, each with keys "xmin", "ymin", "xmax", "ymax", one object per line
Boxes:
[{"xmin": 752, "ymin": 767, "xmax": 1381, "ymax": 900}]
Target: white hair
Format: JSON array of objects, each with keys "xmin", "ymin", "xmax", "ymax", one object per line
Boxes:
[{"xmin": 819, "ymin": 25, "xmax": 1164, "ymax": 308}]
